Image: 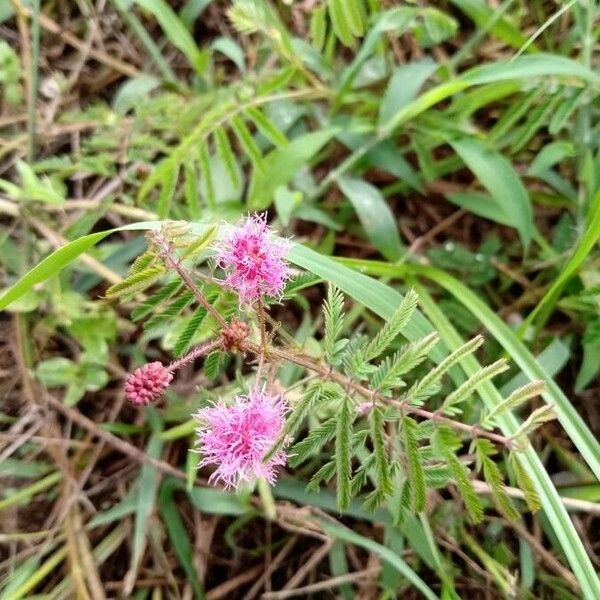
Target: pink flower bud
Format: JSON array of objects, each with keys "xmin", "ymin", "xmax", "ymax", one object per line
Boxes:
[
  {"xmin": 356, "ymin": 401, "xmax": 373, "ymax": 416},
  {"xmin": 125, "ymin": 362, "xmax": 173, "ymax": 406}
]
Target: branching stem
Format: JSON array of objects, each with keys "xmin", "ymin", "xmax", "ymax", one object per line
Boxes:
[{"xmin": 246, "ymin": 342, "xmax": 513, "ymax": 449}]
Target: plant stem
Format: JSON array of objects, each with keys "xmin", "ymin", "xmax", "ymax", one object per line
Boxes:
[
  {"xmin": 27, "ymin": 0, "xmax": 40, "ymax": 162},
  {"xmin": 257, "ymin": 477, "xmax": 277, "ymax": 521},
  {"xmin": 245, "ymin": 341, "xmax": 513, "ymax": 449},
  {"xmin": 157, "ymin": 234, "xmax": 227, "ymax": 327},
  {"xmin": 169, "ymin": 338, "xmax": 221, "ymax": 371}
]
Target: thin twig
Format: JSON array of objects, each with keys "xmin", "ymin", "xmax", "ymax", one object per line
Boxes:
[
  {"xmin": 41, "ymin": 390, "xmax": 187, "ymax": 482},
  {"xmin": 261, "ymin": 567, "xmax": 381, "ymax": 599},
  {"xmin": 248, "ymin": 342, "xmax": 514, "ymax": 449}
]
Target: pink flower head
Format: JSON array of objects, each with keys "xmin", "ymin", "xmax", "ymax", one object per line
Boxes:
[
  {"xmin": 216, "ymin": 213, "xmax": 290, "ymax": 304},
  {"xmin": 125, "ymin": 362, "xmax": 173, "ymax": 406},
  {"xmin": 194, "ymin": 388, "xmax": 289, "ymax": 489}
]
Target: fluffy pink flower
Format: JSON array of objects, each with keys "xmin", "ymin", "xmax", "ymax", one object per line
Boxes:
[
  {"xmin": 216, "ymin": 213, "xmax": 290, "ymax": 304},
  {"xmin": 194, "ymin": 388, "xmax": 289, "ymax": 489},
  {"xmin": 125, "ymin": 362, "xmax": 173, "ymax": 406}
]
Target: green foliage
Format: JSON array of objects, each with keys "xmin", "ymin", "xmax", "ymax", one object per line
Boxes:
[
  {"xmin": 4, "ymin": 0, "xmax": 600, "ymax": 595},
  {"xmin": 322, "ymin": 284, "xmax": 347, "ymax": 364},
  {"xmin": 402, "ymin": 417, "xmax": 426, "ymax": 512},
  {"xmin": 475, "ymin": 439, "xmax": 519, "ymax": 521}
]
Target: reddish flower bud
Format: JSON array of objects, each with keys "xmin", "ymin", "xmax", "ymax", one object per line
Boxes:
[{"xmin": 125, "ymin": 362, "xmax": 173, "ymax": 406}]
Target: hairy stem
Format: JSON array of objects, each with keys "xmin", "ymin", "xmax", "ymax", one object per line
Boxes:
[
  {"xmin": 169, "ymin": 339, "xmax": 222, "ymax": 372},
  {"xmin": 154, "ymin": 232, "xmax": 227, "ymax": 327},
  {"xmin": 245, "ymin": 341, "xmax": 513, "ymax": 449}
]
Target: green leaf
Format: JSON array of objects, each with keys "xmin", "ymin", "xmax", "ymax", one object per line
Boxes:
[
  {"xmin": 230, "ymin": 114, "xmax": 264, "ymax": 173},
  {"xmin": 509, "ymin": 453, "xmax": 541, "ymax": 513},
  {"xmin": 173, "ymin": 296, "xmax": 215, "ymax": 357},
  {"xmin": 371, "ymin": 332, "xmax": 439, "ymax": 392},
  {"xmin": 321, "ymin": 521, "xmax": 439, "ymax": 600},
  {"xmin": 484, "ymin": 381, "xmax": 546, "ymax": 427},
  {"xmin": 448, "ymin": 0, "xmax": 529, "ymax": 49},
  {"xmin": 442, "ymin": 359, "xmax": 509, "ymax": 416},
  {"xmin": 134, "ymin": 0, "xmax": 206, "ymax": 72},
  {"xmin": 113, "ymin": 74, "xmax": 160, "ymax": 115},
  {"xmin": 144, "ymin": 290, "xmax": 195, "ymax": 331},
  {"xmin": 213, "ymin": 128, "xmax": 240, "ymax": 190},
  {"xmin": 407, "ymin": 335, "xmax": 484, "ymax": 406},
  {"xmin": 513, "ymin": 404, "xmax": 557, "ymax": 441},
  {"xmin": 183, "ymin": 159, "xmax": 201, "ymax": 220},
  {"xmin": 370, "ymin": 407, "xmax": 393, "ymax": 501},
  {"xmin": 203, "ymin": 350, "xmax": 225, "ymax": 380},
  {"xmin": 448, "ymin": 137, "xmax": 533, "ymax": 248},
  {"xmin": 477, "ymin": 446, "xmax": 519, "ymax": 521},
  {"xmin": 309, "ymin": 5, "xmax": 327, "ymax": 50},
  {"xmin": 380, "ymin": 54, "xmax": 599, "ymax": 135},
  {"xmin": 244, "ymin": 106, "xmax": 288, "ymax": 148},
  {"xmin": 403, "ymin": 416, "xmax": 426, "ymax": 512},
  {"xmin": 265, "ymin": 383, "xmax": 322, "ymax": 462},
  {"xmin": 181, "ymin": 225, "xmax": 217, "ymax": 259},
  {"xmin": 335, "ymin": 398, "xmax": 353, "ymax": 511},
  {"xmin": 35, "ymin": 357, "xmax": 78, "ymax": 387},
  {"xmin": 323, "ymin": 284, "xmax": 347, "ymax": 364},
  {"xmin": 328, "ymin": 0, "xmax": 355, "ymax": 46},
  {"xmin": 132, "ymin": 280, "xmax": 183, "ymax": 321},
  {"xmin": 446, "ymin": 448, "xmax": 484, "ymax": 523},
  {"xmin": 106, "ymin": 265, "xmax": 165, "ymax": 298},
  {"xmin": 361, "ymin": 288, "xmax": 419, "ymax": 362},
  {"xmin": 198, "ymin": 143, "xmax": 216, "ymax": 209},
  {"xmin": 289, "ymin": 418, "xmax": 336, "ymax": 467},
  {"xmin": 522, "ymin": 189, "xmax": 600, "ymax": 333},
  {"xmin": 248, "ymin": 129, "xmax": 336, "ymax": 210},
  {"xmin": 159, "ymin": 480, "xmax": 204, "ymax": 598},
  {"xmin": 132, "ymin": 423, "xmax": 163, "ymax": 573},
  {"xmin": 337, "ymin": 176, "xmax": 403, "ymax": 261},
  {"xmin": 210, "ymin": 37, "xmax": 245, "ymax": 71},
  {"xmin": 378, "ymin": 59, "xmax": 438, "ymax": 126}
]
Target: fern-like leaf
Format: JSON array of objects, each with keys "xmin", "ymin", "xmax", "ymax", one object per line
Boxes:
[
  {"xmin": 132, "ymin": 280, "xmax": 183, "ymax": 321},
  {"xmin": 106, "ymin": 265, "xmax": 164, "ymax": 298},
  {"xmin": 173, "ymin": 291, "xmax": 219, "ymax": 357},
  {"xmin": 265, "ymin": 383, "xmax": 322, "ymax": 462},
  {"xmin": 230, "ymin": 115, "xmax": 264, "ymax": 172},
  {"xmin": 442, "ymin": 359, "xmax": 509, "ymax": 416},
  {"xmin": 289, "ymin": 418, "xmax": 336, "ymax": 467},
  {"xmin": 370, "ymin": 407, "xmax": 394, "ymax": 500},
  {"xmin": 214, "ymin": 128, "xmax": 240, "ymax": 189},
  {"xmin": 144, "ymin": 290, "xmax": 195, "ymax": 331},
  {"xmin": 361, "ymin": 289, "xmax": 419, "ymax": 363},
  {"xmin": 406, "ymin": 335, "xmax": 484, "ymax": 406},
  {"xmin": 477, "ymin": 446, "xmax": 519, "ymax": 521},
  {"xmin": 203, "ymin": 350, "xmax": 226, "ymax": 380},
  {"xmin": 371, "ymin": 332, "xmax": 439, "ymax": 393},
  {"xmin": 244, "ymin": 106, "xmax": 288, "ymax": 148},
  {"xmin": 306, "ymin": 460, "xmax": 336, "ymax": 493},
  {"xmin": 335, "ymin": 398, "xmax": 353, "ymax": 510},
  {"xmin": 509, "ymin": 453, "xmax": 541, "ymax": 513},
  {"xmin": 402, "ymin": 416, "xmax": 426, "ymax": 512},
  {"xmin": 323, "ymin": 284, "xmax": 347, "ymax": 364},
  {"xmin": 198, "ymin": 144, "xmax": 215, "ymax": 208},
  {"xmin": 483, "ymin": 380, "xmax": 546, "ymax": 428}
]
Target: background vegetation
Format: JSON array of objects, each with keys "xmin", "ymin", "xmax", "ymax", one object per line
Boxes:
[{"xmin": 1, "ymin": 0, "xmax": 599, "ymax": 598}]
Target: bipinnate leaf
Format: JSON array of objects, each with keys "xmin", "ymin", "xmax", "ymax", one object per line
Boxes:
[
  {"xmin": 323, "ymin": 284, "xmax": 347, "ymax": 363},
  {"xmin": 402, "ymin": 417, "xmax": 426, "ymax": 512},
  {"xmin": 442, "ymin": 359, "xmax": 509, "ymax": 416},
  {"xmin": 335, "ymin": 398, "xmax": 353, "ymax": 511}
]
